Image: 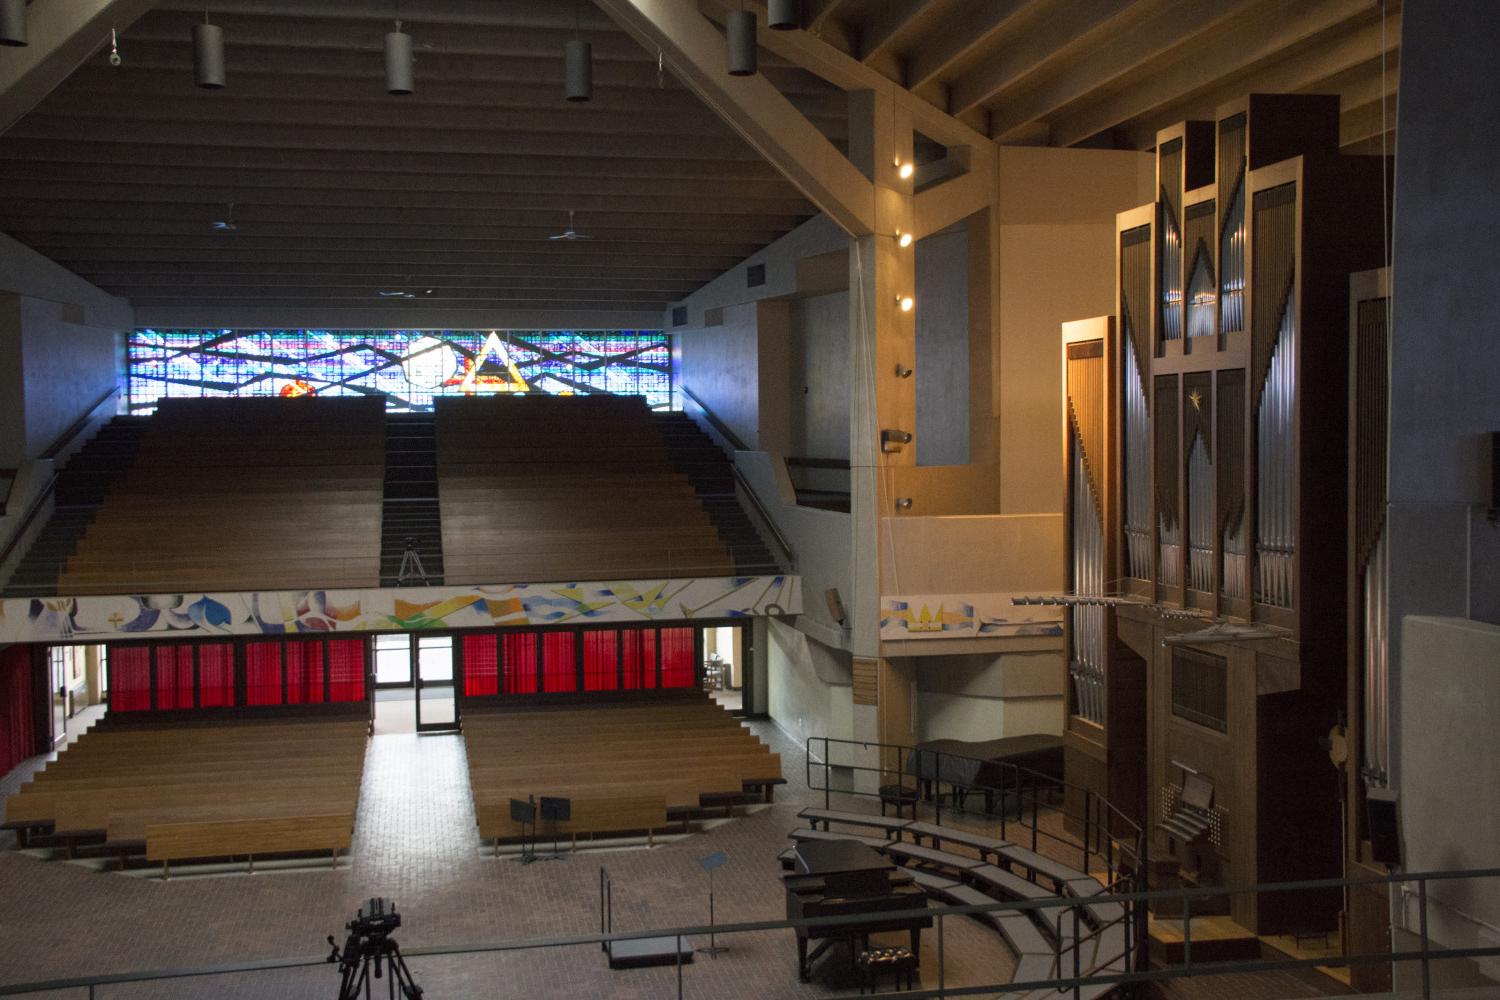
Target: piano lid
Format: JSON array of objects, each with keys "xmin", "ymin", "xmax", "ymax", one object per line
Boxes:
[{"xmin": 793, "ymin": 839, "xmax": 896, "ymax": 877}]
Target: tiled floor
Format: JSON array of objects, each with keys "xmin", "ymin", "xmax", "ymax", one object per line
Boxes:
[{"xmin": 0, "ymin": 711, "xmax": 1346, "ymax": 999}]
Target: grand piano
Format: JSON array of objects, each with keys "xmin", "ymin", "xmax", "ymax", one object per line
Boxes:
[{"xmin": 783, "ymin": 839, "xmax": 931, "ymax": 982}]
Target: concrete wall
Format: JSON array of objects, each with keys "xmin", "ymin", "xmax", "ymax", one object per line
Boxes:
[
  {"xmin": 1397, "ymin": 616, "xmax": 1500, "ymax": 985},
  {"xmin": 914, "ymin": 225, "xmax": 970, "ymax": 467},
  {"xmin": 994, "ymin": 147, "xmax": 1155, "ymax": 515},
  {"xmin": 910, "ymin": 650, "xmax": 1066, "ymax": 742},
  {"xmin": 767, "ymin": 617, "xmax": 853, "ymax": 747},
  {"xmin": 678, "ymin": 302, "xmax": 762, "ymax": 448},
  {"xmin": 789, "ymin": 290, "xmax": 850, "ymax": 460}
]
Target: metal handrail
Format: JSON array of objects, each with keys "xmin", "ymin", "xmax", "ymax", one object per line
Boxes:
[
  {"xmin": 2, "ymin": 867, "xmax": 1496, "ymax": 999},
  {"xmin": 677, "ymin": 384, "xmax": 796, "ymax": 570}
]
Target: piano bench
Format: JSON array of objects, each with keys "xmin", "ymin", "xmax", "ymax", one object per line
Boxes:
[
  {"xmin": 857, "ymin": 946, "xmax": 917, "ymax": 993},
  {"xmin": 878, "ymin": 784, "xmax": 920, "ymax": 819}
]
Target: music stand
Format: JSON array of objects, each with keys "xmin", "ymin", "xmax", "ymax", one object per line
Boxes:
[
  {"xmin": 539, "ymin": 796, "xmax": 571, "ymax": 860},
  {"xmin": 508, "ymin": 797, "xmax": 537, "ymax": 865},
  {"xmin": 698, "ymin": 851, "xmax": 729, "ymax": 957}
]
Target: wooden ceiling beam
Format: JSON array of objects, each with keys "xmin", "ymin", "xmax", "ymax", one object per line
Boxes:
[
  {"xmin": 858, "ymin": 0, "xmax": 942, "ymax": 65},
  {"xmin": 905, "ymin": 0, "xmax": 1039, "ymax": 93},
  {"xmin": 1047, "ymin": 0, "xmax": 1389, "ymax": 147},
  {"xmin": 594, "ymin": 0, "xmax": 875, "ymax": 236},
  {"xmin": 0, "ymin": 0, "xmax": 158, "ymax": 134},
  {"xmin": 948, "ymin": 0, "xmax": 1148, "ymax": 117},
  {"xmin": 1116, "ymin": 12, "xmax": 1399, "ymax": 148},
  {"xmin": 110, "ymin": 285, "xmax": 681, "ymax": 304},
  {"xmin": 0, "ymin": 179, "xmax": 813, "ymax": 217},
  {"xmin": 69, "ymin": 261, "xmax": 728, "ymax": 282},
  {"xmin": 7, "ymin": 114, "xmax": 769, "ymax": 161},
  {"xmin": 85, "ymin": 273, "xmax": 706, "ymax": 292},
  {"xmin": 0, "ymin": 140, "xmax": 787, "ymax": 181},
  {"xmin": 43, "ymin": 246, "xmax": 748, "ymax": 268},
  {"xmin": 0, "ymin": 161, "xmax": 808, "ymax": 203},
  {"xmin": 133, "ymin": 304, "xmax": 671, "ymax": 330}
]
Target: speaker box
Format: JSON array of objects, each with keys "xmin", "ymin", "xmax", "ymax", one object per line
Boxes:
[
  {"xmin": 824, "ymin": 588, "xmax": 846, "ymax": 625},
  {"xmin": 1367, "ymin": 790, "xmax": 1401, "ymax": 867}
]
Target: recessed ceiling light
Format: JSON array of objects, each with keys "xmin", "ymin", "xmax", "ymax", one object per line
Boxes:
[{"xmin": 378, "ymin": 290, "xmax": 415, "ymax": 298}]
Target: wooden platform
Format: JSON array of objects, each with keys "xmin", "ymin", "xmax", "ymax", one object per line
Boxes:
[{"xmin": 1148, "ymin": 913, "xmax": 1261, "ymax": 963}]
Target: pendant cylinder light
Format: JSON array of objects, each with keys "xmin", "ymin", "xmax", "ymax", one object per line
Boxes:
[
  {"xmin": 565, "ymin": 38, "xmax": 592, "ymax": 102},
  {"xmin": 767, "ymin": 0, "xmax": 798, "ymax": 30},
  {"xmin": 193, "ymin": 22, "xmax": 225, "ymax": 89},
  {"xmin": 727, "ymin": 9, "xmax": 756, "ymax": 77},
  {"xmin": 0, "ymin": 0, "xmax": 27, "ymax": 47},
  {"xmin": 385, "ymin": 24, "xmax": 413, "ymax": 95}
]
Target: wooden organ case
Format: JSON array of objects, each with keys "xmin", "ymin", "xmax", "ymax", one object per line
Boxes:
[{"xmin": 1063, "ymin": 94, "xmax": 1388, "ymax": 936}]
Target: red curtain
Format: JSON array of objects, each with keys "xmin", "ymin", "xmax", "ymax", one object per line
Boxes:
[
  {"xmin": 153, "ymin": 645, "xmax": 195, "ymax": 710},
  {"xmin": 110, "ymin": 646, "xmax": 152, "ymax": 711},
  {"xmin": 583, "ymin": 631, "xmax": 618, "ymax": 692},
  {"xmin": 285, "ymin": 641, "xmax": 324, "ymax": 704},
  {"xmin": 541, "ymin": 632, "xmax": 577, "ymax": 693},
  {"xmin": 328, "ymin": 640, "xmax": 366, "ymax": 703},
  {"xmin": 245, "ymin": 642, "xmax": 283, "ymax": 706},
  {"xmin": 660, "ymin": 627, "xmax": 696, "ymax": 689},
  {"xmin": 0, "ymin": 645, "xmax": 35, "ymax": 776},
  {"xmin": 621, "ymin": 629, "xmax": 656, "ymax": 690},
  {"xmin": 198, "ymin": 643, "xmax": 235, "ymax": 707},
  {"xmin": 502, "ymin": 633, "xmax": 538, "ymax": 694},
  {"xmin": 462, "ymin": 634, "xmax": 498, "ymax": 696}
]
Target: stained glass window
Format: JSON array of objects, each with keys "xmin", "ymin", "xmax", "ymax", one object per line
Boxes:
[{"xmin": 126, "ymin": 328, "xmax": 673, "ymax": 413}]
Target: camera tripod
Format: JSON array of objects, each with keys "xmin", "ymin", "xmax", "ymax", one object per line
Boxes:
[{"xmin": 327, "ymin": 931, "xmax": 424, "ymax": 1000}]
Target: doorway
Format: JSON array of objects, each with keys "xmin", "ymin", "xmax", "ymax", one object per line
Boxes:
[
  {"xmin": 372, "ymin": 634, "xmax": 459, "ymax": 734},
  {"xmin": 43, "ymin": 645, "xmax": 109, "ymax": 748},
  {"xmin": 702, "ymin": 624, "xmax": 749, "ymax": 716}
]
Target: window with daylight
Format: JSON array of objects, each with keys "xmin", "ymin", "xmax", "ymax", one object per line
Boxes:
[{"xmin": 126, "ymin": 329, "xmax": 674, "ymax": 413}]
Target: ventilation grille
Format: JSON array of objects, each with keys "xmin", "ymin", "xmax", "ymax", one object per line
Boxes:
[
  {"xmin": 671, "ymin": 306, "xmax": 688, "ymax": 328},
  {"xmin": 746, "ymin": 263, "xmax": 766, "ymax": 287}
]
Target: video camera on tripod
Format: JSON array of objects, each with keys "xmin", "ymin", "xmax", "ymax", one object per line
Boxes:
[{"xmin": 327, "ymin": 898, "xmax": 424, "ymax": 1000}]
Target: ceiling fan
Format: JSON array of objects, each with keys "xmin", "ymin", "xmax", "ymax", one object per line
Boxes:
[{"xmin": 548, "ymin": 210, "xmax": 594, "ymax": 242}]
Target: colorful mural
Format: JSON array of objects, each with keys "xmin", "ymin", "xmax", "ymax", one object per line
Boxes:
[
  {"xmin": 0, "ymin": 576, "xmax": 800, "ymax": 645},
  {"xmin": 127, "ymin": 328, "xmax": 673, "ymax": 413},
  {"xmin": 880, "ymin": 594, "xmax": 1064, "ymax": 641}
]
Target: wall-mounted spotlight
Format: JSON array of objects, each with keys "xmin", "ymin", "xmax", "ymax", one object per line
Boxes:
[
  {"xmin": 727, "ymin": 9, "xmax": 756, "ymax": 76},
  {"xmin": 565, "ymin": 38, "xmax": 592, "ymax": 101},
  {"xmin": 897, "ymin": 295, "xmax": 914, "ymax": 313},
  {"xmin": 896, "ymin": 160, "xmax": 915, "ymax": 180},
  {"xmin": 895, "ymin": 497, "xmax": 913, "ymax": 511},
  {"xmin": 881, "ymin": 429, "xmax": 912, "ymax": 453},
  {"xmin": 193, "ymin": 17, "xmax": 225, "ymax": 89},
  {"xmin": 385, "ymin": 20, "xmax": 413, "ymax": 95},
  {"xmin": 894, "ymin": 363, "xmax": 913, "ymax": 379},
  {"xmin": 0, "ymin": 0, "xmax": 28, "ymax": 47},
  {"xmin": 767, "ymin": 0, "xmax": 799, "ymax": 30},
  {"xmin": 896, "ymin": 229, "xmax": 913, "ymax": 248},
  {"xmin": 108, "ymin": 28, "xmax": 121, "ymax": 66}
]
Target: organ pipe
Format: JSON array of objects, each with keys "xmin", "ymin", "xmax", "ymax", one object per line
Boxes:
[
  {"xmin": 1159, "ymin": 140, "xmax": 1184, "ymax": 342},
  {"xmin": 1070, "ymin": 442, "xmax": 1106, "ymax": 725},
  {"xmin": 1187, "ymin": 435, "xmax": 1214, "ymax": 592},
  {"xmin": 1123, "ymin": 339, "xmax": 1152, "ymax": 580},
  {"xmin": 1218, "ymin": 114, "xmax": 1247, "ymax": 336},
  {"xmin": 1255, "ymin": 289, "xmax": 1297, "ymax": 608},
  {"xmin": 1363, "ymin": 530, "xmax": 1389, "ymax": 781}
]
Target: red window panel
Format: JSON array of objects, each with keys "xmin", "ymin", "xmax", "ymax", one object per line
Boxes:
[
  {"xmin": 285, "ymin": 641, "xmax": 324, "ymax": 704},
  {"xmin": 502, "ymin": 633, "xmax": 538, "ymax": 695},
  {"xmin": 153, "ymin": 645, "xmax": 195, "ymax": 710},
  {"xmin": 328, "ymin": 640, "xmax": 366, "ymax": 703},
  {"xmin": 0, "ymin": 645, "xmax": 35, "ymax": 774},
  {"xmin": 198, "ymin": 643, "xmax": 235, "ymax": 707},
  {"xmin": 621, "ymin": 629, "xmax": 657, "ymax": 690},
  {"xmin": 660, "ymin": 627, "xmax": 696, "ymax": 689},
  {"xmin": 245, "ymin": 642, "xmax": 283, "ymax": 706},
  {"xmin": 462, "ymin": 634, "xmax": 499, "ymax": 697},
  {"xmin": 110, "ymin": 646, "xmax": 152, "ymax": 711},
  {"xmin": 583, "ymin": 631, "xmax": 618, "ymax": 692},
  {"xmin": 541, "ymin": 632, "xmax": 577, "ymax": 693}
]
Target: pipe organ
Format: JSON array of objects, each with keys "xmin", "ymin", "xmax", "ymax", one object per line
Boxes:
[{"xmin": 1061, "ymin": 94, "xmax": 1388, "ymax": 937}]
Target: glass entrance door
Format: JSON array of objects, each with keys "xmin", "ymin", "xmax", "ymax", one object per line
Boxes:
[
  {"xmin": 48, "ymin": 648, "xmax": 67, "ymax": 747},
  {"xmin": 415, "ymin": 635, "xmax": 458, "ymax": 732}
]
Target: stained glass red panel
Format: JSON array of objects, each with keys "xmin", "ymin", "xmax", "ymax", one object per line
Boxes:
[
  {"xmin": 583, "ymin": 631, "xmax": 618, "ymax": 692},
  {"xmin": 245, "ymin": 642, "xmax": 283, "ymax": 706},
  {"xmin": 502, "ymin": 633, "xmax": 538, "ymax": 694},
  {"xmin": 110, "ymin": 646, "xmax": 152, "ymax": 711},
  {"xmin": 462, "ymin": 634, "xmax": 499, "ymax": 696},
  {"xmin": 198, "ymin": 643, "xmax": 235, "ymax": 707},
  {"xmin": 660, "ymin": 628, "xmax": 695, "ymax": 689},
  {"xmin": 153, "ymin": 645, "xmax": 195, "ymax": 710},
  {"xmin": 285, "ymin": 641, "xmax": 324, "ymax": 704},
  {"xmin": 328, "ymin": 639, "xmax": 366, "ymax": 703},
  {"xmin": 542, "ymin": 632, "xmax": 577, "ymax": 693}
]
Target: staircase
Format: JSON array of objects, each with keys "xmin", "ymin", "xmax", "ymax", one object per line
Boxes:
[
  {"xmin": 379, "ymin": 412, "xmax": 445, "ymax": 587},
  {"xmin": 2, "ymin": 416, "xmax": 149, "ymax": 597},
  {"xmin": 653, "ymin": 410, "xmax": 782, "ymax": 576}
]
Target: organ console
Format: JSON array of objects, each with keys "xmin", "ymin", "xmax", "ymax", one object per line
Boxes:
[
  {"xmin": 1061, "ymin": 92, "xmax": 1389, "ymax": 937},
  {"xmin": 782, "ymin": 839, "xmax": 930, "ymax": 982}
]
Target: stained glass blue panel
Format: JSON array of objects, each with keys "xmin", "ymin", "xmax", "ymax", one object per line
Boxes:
[{"xmin": 126, "ymin": 329, "xmax": 673, "ymax": 414}]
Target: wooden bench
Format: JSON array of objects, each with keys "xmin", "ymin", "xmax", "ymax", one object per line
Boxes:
[{"xmin": 147, "ymin": 812, "xmax": 354, "ymax": 877}]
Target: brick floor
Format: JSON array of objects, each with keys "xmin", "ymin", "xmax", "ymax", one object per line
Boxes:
[{"xmin": 0, "ymin": 714, "xmax": 1329, "ymax": 1000}]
